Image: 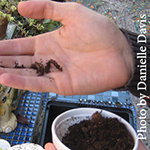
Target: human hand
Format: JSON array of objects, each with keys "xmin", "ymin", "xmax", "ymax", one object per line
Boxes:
[{"xmin": 0, "ymin": 0, "xmax": 133, "ymax": 95}]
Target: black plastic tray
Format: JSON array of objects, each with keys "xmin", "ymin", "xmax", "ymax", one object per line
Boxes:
[{"xmin": 40, "ymin": 101, "xmax": 134, "ymax": 147}]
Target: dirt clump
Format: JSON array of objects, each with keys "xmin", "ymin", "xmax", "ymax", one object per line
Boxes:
[{"xmin": 62, "ymin": 111, "xmax": 134, "ymax": 150}]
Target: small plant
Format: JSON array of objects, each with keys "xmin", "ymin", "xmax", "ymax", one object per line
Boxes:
[
  {"xmin": 0, "ymin": 0, "xmax": 17, "ymax": 24},
  {"xmin": 0, "ymin": 0, "xmax": 61, "ymax": 37}
]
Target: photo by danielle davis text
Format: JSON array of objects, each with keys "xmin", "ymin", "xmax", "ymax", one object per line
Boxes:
[{"xmin": 136, "ymin": 14, "xmax": 149, "ymax": 140}]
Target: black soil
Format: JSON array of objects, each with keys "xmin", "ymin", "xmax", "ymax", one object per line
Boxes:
[
  {"xmin": 30, "ymin": 59, "xmax": 62, "ymax": 76},
  {"xmin": 62, "ymin": 111, "xmax": 134, "ymax": 150},
  {"xmin": 13, "ymin": 59, "xmax": 62, "ymax": 76}
]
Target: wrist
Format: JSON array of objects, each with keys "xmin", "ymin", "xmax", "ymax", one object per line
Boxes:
[
  {"xmin": 120, "ymin": 29, "xmax": 134, "ymax": 85},
  {"xmin": 119, "ymin": 29, "xmax": 150, "ymax": 97}
]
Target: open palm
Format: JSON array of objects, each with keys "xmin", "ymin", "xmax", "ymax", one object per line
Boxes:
[{"xmin": 0, "ymin": 0, "xmax": 133, "ymax": 95}]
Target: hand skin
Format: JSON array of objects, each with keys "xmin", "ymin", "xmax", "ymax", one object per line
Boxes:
[
  {"xmin": 44, "ymin": 139, "xmax": 147, "ymax": 150},
  {"xmin": 45, "ymin": 143, "xmax": 56, "ymax": 150},
  {"xmin": 137, "ymin": 140, "xmax": 148, "ymax": 150},
  {"xmin": 0, "ymin": 0, "xmax": 134, "ymax": 95}
]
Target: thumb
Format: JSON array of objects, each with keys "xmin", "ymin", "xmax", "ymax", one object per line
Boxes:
[{"xmin": 18, "ymin": 0, "xmax": 78, "ymax": 24}]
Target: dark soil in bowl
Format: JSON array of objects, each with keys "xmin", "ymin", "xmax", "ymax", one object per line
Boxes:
[{"xmin": 62, "ymin": 111, "xmax": 134, "ymax": 150}]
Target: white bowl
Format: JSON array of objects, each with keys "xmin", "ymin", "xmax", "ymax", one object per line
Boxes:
[
  {"xmin": 8, "ymin": 143, "xmax": 44, "ymax": 150},
  {"xmin": 0, "ymin": 139, "xmax": 11, "ymax": 150},
  {"xmin": 52, "ymin": 108, "xmax": 138, "ymax": 150}
]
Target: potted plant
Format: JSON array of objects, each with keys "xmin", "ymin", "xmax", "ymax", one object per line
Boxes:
[
  {"xmin": 0, "ymin": 0, "xmax": 17, "ymax": 39},
  {"xmin": 52, "ymin": 108, "xmax": 138, "ymax": 150}
]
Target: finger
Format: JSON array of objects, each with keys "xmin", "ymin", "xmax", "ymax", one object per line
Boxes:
[
  {"xmin": 0, "ymin": 37, "xmax": 35, "ymax": 55},
  {"xmin": 18, "ymin": 0, "xmax": 78, "ymax": 24},
  {"xmin": 45, "ymin": 143, "xmax": 57, "ymax": 150},
  {"xmin": 0, "ymin": 56, "xmax": 34, "ymax": 68},
  {"xmin": 0, "ymin": 68, "xmax": 37, "ymax": 76},
  {"xmin": 0, "ymin": 73, "xmax": 58, "ymax": 93},
  {"xmin": 0, "ymin": 70, "xmax": 72, "ymax": 94},
  {"xmin": 137, "ymin": 140, "xmax": 147, "ymax": 150}
]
